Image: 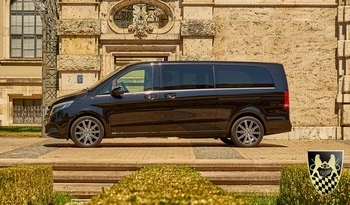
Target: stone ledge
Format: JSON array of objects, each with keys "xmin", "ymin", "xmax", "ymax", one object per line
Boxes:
[
  {"xmin": 0, "ymin": 78, "xmax": 41, "ymax": 84},
  {"xmin": 183, "ymin": 1, "xmax": 337, "ymax": 7},
  {"xmin": 265, "ymin": 127, "xmax": 341, "ymax": 140},
  {"xmin": 214, "ymin": 1, "xmax": 337, "ymax": 7},
  {"xmin": 58, "ymin": 20, "xmax": 101, "ymax": 36},
  {"xmin": 0, "ymin": 59, "xmax": 41, "ymax": 65},
  {"xmin": 181, "ymin": 20, "xmax": 215, "ymax": 37},
  {"xmin": 57, "ymin": 55, "xmax": 101, "ymax": 71},
  {"xmin": 59, "ymin": 0, "xmax": 100, "ymax": 5}
]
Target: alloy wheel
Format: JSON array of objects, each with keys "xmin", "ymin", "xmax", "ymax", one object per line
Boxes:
[
  {"xmin": 231, "ymin": 116, "xmax": 264, "ymax": 147},
  {"xmin": 70, "ymin": 116, "xmax": 104, "ymax": 147}
]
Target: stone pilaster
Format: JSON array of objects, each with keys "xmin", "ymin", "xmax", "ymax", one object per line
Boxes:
[
  {"xmin": 337, "ymin": 4, "xmax": 350, "ymax": 139},
  {"xmin": 181, "ymin": 0, "xmax": 214, "ymax": 60},
  {"xmin": 57, "ymin": 1, "xmax": 101, "ymax": 96}
]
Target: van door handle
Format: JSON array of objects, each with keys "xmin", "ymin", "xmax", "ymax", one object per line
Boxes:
[
  {"xmin": 164, "ymin": 93, "xmax": 176, "ymax": 99},
  {"xmin": 144, "ymin": 94, "xmax": 156, "ymax": 100}
]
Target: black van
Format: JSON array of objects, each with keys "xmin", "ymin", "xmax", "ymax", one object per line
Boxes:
[{"xmin": 44, "ymin": 61, "xmax": 292, "ymax": 147}]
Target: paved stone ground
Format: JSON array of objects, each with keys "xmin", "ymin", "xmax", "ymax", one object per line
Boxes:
[
  {"xmin": 1, "ymin": 137, "xmax": 348, "ymax": 205},
  {"xmin": 0, "ymin": 137, "xmax": 349, "ymax": 164},
  {"xmin": 0, "ymin": 139, "xmax": 58, "ymax": 158}
]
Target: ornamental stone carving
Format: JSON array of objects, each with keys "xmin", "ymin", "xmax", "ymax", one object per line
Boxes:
[
  {"xmin": 108, "ymin": 0, "xmax": 174, "ymax": 38},
  {"xmin": 128, "ymin": 20, "xmax": 154, "ymax": 38},
  {"xmin": 181, "ymin": 20, "xmax": 215, "ymax": 37},
  {"xmin": 57, "ymin": 55, "xmax": 101, "ymax": 71},
  {"xmin": 58, "ymin": 20, "xmax": 101, "ymax": 36}
]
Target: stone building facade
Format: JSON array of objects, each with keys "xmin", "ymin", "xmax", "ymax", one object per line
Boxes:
[{"xmin": 0, "ymin": 0, "xmax": 349, "ymax": 140}]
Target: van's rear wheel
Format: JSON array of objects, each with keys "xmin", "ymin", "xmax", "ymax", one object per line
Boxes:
[
  {"xmin": 231, "ymin": 116, "xmax": 264, "ymax": 147},
  {"xmin": 70, "ymin": 116, "xmax": 104, "ymax": 148}
]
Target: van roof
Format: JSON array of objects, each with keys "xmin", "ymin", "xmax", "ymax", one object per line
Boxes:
[{"xmin": 130, "ymin": 61, "xmax": 283, "ymax": 68}]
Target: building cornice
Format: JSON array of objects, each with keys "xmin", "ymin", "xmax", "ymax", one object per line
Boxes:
[
  {"xmin": 0, "ymin": 59, "xmax": 42, "ymax": 66},
  {"xmin": 182, "ymin": 2, "xmax": 338, "ymax": 8},
  {"xmin": 0, "ymin": 77, "xmax": 42, "ymax": 85}
]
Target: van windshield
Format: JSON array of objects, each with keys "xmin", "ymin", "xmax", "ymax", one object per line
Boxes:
[{"xmin": 87, "ymin": 65, "xmax": 128, "ymax": 91}]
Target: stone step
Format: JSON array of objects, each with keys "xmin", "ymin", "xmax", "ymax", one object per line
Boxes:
[
  {"xmin": 54, "ymin": 183, "xmax": 113, "ymax": 199},
  {"xmin": 53, "ymin": 170, "xmax": 281, "ymax": 198},
  {"xmin": 218, "ymin": 185, "xmax": 279, "ymax": 194},
  {"xmin": 201, "ymin": 171, "xmax": 280, "ymax": 185},
  {"xmin": 54, "ymin": 171, "xmax": 132, "ymax": 183},
  {"xmin": 54, "ymin": 183, "xmax": 280, "ymax": 199},
  {"xmin": 54, "ymin": 171, "xmax": 280, "ymax": 184},
  {"xmin": 50, "ymin": 162, "xmax": 284, "ymax": 172}
]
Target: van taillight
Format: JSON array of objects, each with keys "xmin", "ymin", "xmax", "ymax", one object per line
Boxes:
[{"xmin": 284, "ymin": 91, "xmax": 290, "ymax": 109}]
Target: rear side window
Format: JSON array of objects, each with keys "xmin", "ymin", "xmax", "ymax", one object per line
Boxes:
[
  {"xmin": 214, "ymin": 65, "xmax": 274, "ymax": 88},
  {"xmin": 161, "ymin": 64, "xmax": 214, "ymax": 90}
]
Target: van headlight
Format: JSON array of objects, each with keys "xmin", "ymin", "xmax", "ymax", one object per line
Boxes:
[{"xmin": 50, "ymin": 101, "xmax": 74, "ymax": 116}]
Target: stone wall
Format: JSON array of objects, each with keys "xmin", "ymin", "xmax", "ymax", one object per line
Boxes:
[
  {"xmin": 53, "ymin": 0, "xmax": 344, "ymax": 139},
  {"xmin": 0, "ymin": 72, "xmax": 41, "ymax": 126},
  {"xmin": 338, "ymin": 3, "xmax": 350, "ymax": 140},
  {"xmin": 0, "ymin": 0, "xmax": 343, "ymax": 137},
  {"xmin": 57, "ymin": 0, "xmax": 101, "ymax": 96},
  {"xmin": 212, "ymin": 5, "xmax": 338, "ymax": 136},
  {"xmin": 0, "ymin": 1, "xmax": 42, "ymax": 126}
]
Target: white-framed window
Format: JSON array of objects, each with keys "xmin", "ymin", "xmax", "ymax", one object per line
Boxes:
[{"xmin": 10, "ymin": 0, "xmax": 43, "ymax": 58}]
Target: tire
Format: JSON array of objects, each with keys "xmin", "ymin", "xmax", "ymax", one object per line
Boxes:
[
  {"xmin": 220, "ymin": 137, "xmax": 235, "ymax": 145},
  {"xmin": 70, "ymin": 116, "xmax": 104, "ymax": 148},
  {"xmin": 231, "ymin": 116, "xmax": 264, "ymax": 147}
]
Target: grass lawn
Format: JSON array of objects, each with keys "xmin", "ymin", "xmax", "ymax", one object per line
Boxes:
[{"xmin": 0, "ymin": 126, "xmax": 42, "ymax": 138}]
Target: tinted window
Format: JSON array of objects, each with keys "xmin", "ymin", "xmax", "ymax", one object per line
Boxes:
[
  {"xmin": 98, "ymin": 66, "xmax": 153, "ymax": 94},
  {"xmin": 214, "ymin": 65, "xmax": 274, "ymax": 88},
  {"xmin": 161, "ymin": 64, "xmax": 214, "ymax": 90}
]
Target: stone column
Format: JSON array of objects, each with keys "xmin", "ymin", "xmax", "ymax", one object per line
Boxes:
[
  {"xmin": 181, "ymin": 0, "xmax": 215, "ymax": 60},
  {"xmin": 338, "ymin": 4, "xmax": 350, "ymax": 139},
  {"xmin": 57, "ymin": 0, "xmax": 101, "ymax": 96}
]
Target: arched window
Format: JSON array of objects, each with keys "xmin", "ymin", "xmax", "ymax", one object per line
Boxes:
[
  {"xmin": 113, "ymin": 4, "xmax": 169, "ymax": 30},
  {"xmin": 10, "ymin": 0, "xmax": 43, "ymax": 58},
  {"xmin": 108, "ymin": 0, "xmax": 174, "ymax": 38}
]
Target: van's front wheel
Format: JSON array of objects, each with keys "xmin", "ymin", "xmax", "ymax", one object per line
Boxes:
[
  {"xmin": 231, "ymin": 116, "xmax": 264, "ymax": 147},
  {"xmin": 70, "ymin": 116, "xmax": 104, "ymax": 148}
]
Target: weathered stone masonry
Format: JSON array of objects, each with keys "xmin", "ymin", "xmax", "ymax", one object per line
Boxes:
[
  {"xmin": 338, "ymin": 0, "xmax": 350, "ymax": 140},
  {"xmin": 1, "ymin": 0, "xmax": 349, "ymax": 140},
  {"xmin": 55, "ymin": 0, "xmax": 347, "ymax": 140}
]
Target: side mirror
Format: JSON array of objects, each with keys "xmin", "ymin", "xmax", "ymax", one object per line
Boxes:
[{"xmin": 111, "ymin": 87, "xmax": 125, "ymax": 98}]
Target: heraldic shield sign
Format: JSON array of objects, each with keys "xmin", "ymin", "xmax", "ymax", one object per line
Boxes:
[{"xmin": 307, "ymin": 150, "xmax": 344, "ymax": 196}]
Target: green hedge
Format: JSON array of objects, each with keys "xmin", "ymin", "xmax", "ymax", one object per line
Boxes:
[
  {"xmin": 278, "ymin": 164, "xmax": 350, "ymax": 205},
  {"xmin": 0, "ymin": 165, "xmax": 53, "ymax": 205},
  {"xmin": 89, "ymin": 165, "xmax": 246, "ymax": 205}
]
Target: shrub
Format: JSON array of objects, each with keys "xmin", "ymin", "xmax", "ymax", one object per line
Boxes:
[
  {"xmin": 243, "ymin": 194, "xmax": 278, "ymax": 205},
  {"xmin": 89, "ymin": 165, "xmax": 246, "ymax": 205},
  {"xmin": 0, "ymin": 165, "xmax": 53, "ymax": 205},
  {"xmin": 278, "ymin": 164, "xmax": 350, "ymax": 205},
  {"xmin": 53, "ymin": 192, "xmax": 75, "ymax": 205}
]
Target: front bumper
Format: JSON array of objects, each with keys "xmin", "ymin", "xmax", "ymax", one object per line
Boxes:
[{"xmin": 44, "ymin": 109, "xmax": 71, "ymax": 139}]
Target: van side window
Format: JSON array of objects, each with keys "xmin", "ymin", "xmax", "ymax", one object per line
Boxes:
[
  {"xmin": 161, "ymin": 64, "xmax": 214, "ymax": 90},
  {"xmin": 98, "ymin": 67, "xmax": 153, "ymax": 94},
  {"xmin": 214, "ymin": 65, "xmax": 274, "ymax": 88}
]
